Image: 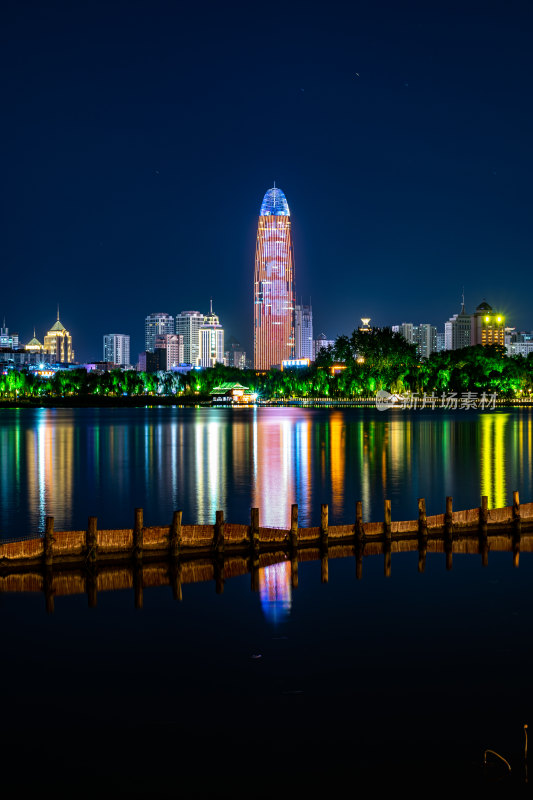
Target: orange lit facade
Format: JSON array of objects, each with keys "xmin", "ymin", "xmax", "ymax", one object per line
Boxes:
[
  {"xmin": 254, "ymin": 187, "xmax": 295, "ymax": 369},
  {"xmin": 471, "ymin": 301, "xmax": 505, "ymax": 347}
]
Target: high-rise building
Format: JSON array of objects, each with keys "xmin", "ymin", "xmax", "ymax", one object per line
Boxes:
[
  {"xmin": 393, "ymin": 323, "xmax": 436, "ymax": 359},
  {"xmin": 444, "ymin": 298, "xmax": 471, "ymax": 350},
  {"xmin": 176, "ymin": 310, "xmax": 204, "ymax": 365},
  {"xmin": 436, "ymin": 331, "xmax": 446, "ymax": 352},
  {"xmin": 0, "ymin": 319, "xmax": 19, "ymax": 349},
  {"xmin": 43, "ymin": 310, "xmax": 74, "ymax": 363},
  {"xmin": 313, "ymin": 333, "xmax": 335, "ymax": 359},
  {"xmin": 470, "ymin": 301, "xmax": 505, "ymax": 347},
  {"xmin": 155, "ymin": 333, "xmax": 184, "ymax": 369},
  {"xmin": 103, "ymin": 334, "xmax": 130, "ymax": 367},
  {"xmin": 198, "ymin": 301, "xmax": 224, "ymax": 367},
  {"xmin": 145, "ymin": 313, "xmax": 174, "ymax": 353},
  {"xmin": 417, "ymin": 324, "xmax": 437, "ymax": 359},
  {"xmin": 295, "ymin": 303, "xmax": 313, "ymax": 360},
  {"xmin": 392, "ymin": 323, "xmax": 416, "ymax": 345},
  {"xmin": 254, "ymin": 185, "xmax": 295, "ymax": 369}
]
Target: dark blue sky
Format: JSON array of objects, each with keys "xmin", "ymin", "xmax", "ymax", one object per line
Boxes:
[{"xmin": 2, "ymin": 0, "xmax": 532, "ymax": 360}]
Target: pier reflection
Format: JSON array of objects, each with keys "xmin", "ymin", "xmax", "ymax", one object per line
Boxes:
[{"xmin": 1, "ymin": 530, "xmax": 531, "ymax": 615}]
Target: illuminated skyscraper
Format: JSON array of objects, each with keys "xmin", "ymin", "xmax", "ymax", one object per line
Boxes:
[
  {"xmin": 254, "ymin": 186, "xmax": 295, "ymax": 369},
  {"xmin": 43, "ymin": 310, "xmax": 74, "ymax": 363},
  {"xmin": 145, "ymin": 312, "xmax": 174, "ymax": 353}
]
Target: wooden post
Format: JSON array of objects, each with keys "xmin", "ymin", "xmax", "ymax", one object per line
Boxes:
[
  {"xmin": 480, "ymin": 496, "xmax": 488, "ymax": 529},
  {"xmin": 384, "ymin": 499, "xmax": 391, "ymax": 540},
  {"xmin": 355, "ymin": 501, "xmax": 363, "ymax": 541},
  {"xmin": 44, "ymin": 516, "xmax": 54, "ymax": 567},
  {"xmin": 170, "ymin": 510, "xmax": 182, "ymax": 558},
  {"xmin": 215, "ymin": 510, "xmax": 225, "ymax": 555},
  {"xmin": 86, "ymin": 568, "xmax": 97, "ymax": 608},
  {"xmin": 445, "ymin": 496, "xmax": 453, "ymax": 535},
  {"xmin": 320, "ymin": 504, "xmax": 329, "ymax": 549},
  {"xmin": 44, "ymin": 569, "xmax": 54, "ymax": 614},
  {"xmin": 513, "ymin": 489, "xmax": 521, "ymax": 533},
  {"xmin": 170, "ymin": 562, "xmax": 183, "ymax": 601},
  {"xmin": 251, "ymin": 507, "xmax": 260, "ymax": 554},
  {"xmin": 133, "ymin": 562, "xmax": 143, "ymax": 609},
  {"xmin": 418, "ymin": 498, "xmax": 427, "ymax": 537},
  {"xmin": 418, "ymin": 498, "xmax": 427, "ymax": 573},
  {"xmin": 384, "ymin": 542, "xmax": 391, "ymax": 578},
  {"xmin": 291, "ymin": 554, "xmax": 298, "ymax": 589},
  {"xmin": 321, "ymin": 552, "xmax": 329, "ymax": 583},
  {"xmin": 355, "ymin": 544, "xmax": 363, "ymax": 580},
  {"xmin": 133, "ymin": 508, "xmax": 143, "ymax": 562},
  {"xmin": 479, "ymin": 496, "xmax": 488, "ymax": 567},
  {"xmin": 215, "ymin": 558, "xmax": 224, "ymax": 594},
  {"xmin": 290, "ymin": 504, "xmax": 299, "ymax": 551},
  {"xmin": 251, "ymin": 556, "xmax": 260, "ymax": 592},
  {"xmin": 86, "ymin": 516, "xmax": 98, "ymax": 563},
  {"xmin": 444, "ymin": 496, "xmax": 453, "ymax": 570}
]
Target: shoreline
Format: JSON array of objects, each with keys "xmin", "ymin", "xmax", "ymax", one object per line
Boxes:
[{"xmin": 1, "ymin": 396, "xmax": 532, "ymax": 410}]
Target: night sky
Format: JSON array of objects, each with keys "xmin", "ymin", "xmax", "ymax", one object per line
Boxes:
[{"xmin": 2, "ymin": 0, "xmax": 532, "ymax": 361}]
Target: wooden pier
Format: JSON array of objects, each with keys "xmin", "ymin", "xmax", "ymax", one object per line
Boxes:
[{"xmin": 0, "ymin": 493, "xmax": 532, "ymax": 611}]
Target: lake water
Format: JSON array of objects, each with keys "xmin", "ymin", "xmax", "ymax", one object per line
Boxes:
[{"xmin": 0, "ymin": 407, "xmax": 532, "ymax": 795}]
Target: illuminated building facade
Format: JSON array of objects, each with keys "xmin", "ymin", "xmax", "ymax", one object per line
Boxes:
[
  {"xmin": 155, "ymin": 333, "xmax": 184, "ymax": 369},
  {"xmin": 471, "ymin": 301, "xmax": 505, "ymax": 347},
  {"xmin": 198, "ymin": 301, "xmax": 224, "ymax": 367},
  {"xmin": 254, "ymin": 186, "xmax": 295, "ymax": 369},
  {"xmin": 0, "ymin": 319, "xmax": 19, "ymax": 349},
  {"xmin": 103, "ymin": 334, "xmax": 130, "ymax": 367},
  {"xmin": 145, "ymin": 313, "xmax": 174, "ymax": 353},
  {"xmin": 444, "ymin": 298, "xmax": 471, "ymax": 350},
  {"xmin": 43, "ymin": 311, "xmax": 74, "ymax": 363},
  {"xmin": 295, "ymin": 303, "xmax": 313, "ymax": 360},
  {"xmin": 175, "ymin": 310, "xmax": 204, "ymax": 365},
  {"xmin": 313, "ymin": 333, "xmax": 334, "ymax": 360}
]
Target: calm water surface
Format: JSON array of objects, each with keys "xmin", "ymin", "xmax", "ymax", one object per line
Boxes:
[
  {"xmin": 1, "ymin": 407, "xmax": 532, "ymax": 795},
  {"xmin": 1, "ymin": 406, "xmax": 532, "ymax": 534}
]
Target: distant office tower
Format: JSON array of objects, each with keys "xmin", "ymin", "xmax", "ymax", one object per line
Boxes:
[
  {"xmin": 392, "ymin": 323, "xmax": 416, "ymax": 345},
  {"xmin": 254, "ymin": 185, "xmax": 295, "ymax": 369},
  {"xmin": 198, "ymin": 301, "xmax": 224, "ymax": 367},
  {"xmin": 176, "ymin": 310, "xmax": 204, "ymax": 365},
  {"xmin": 393, "ymin": 323, "xmax": 436, "ymax": 359},
  {"xmin": 444, "ymin": 297, "xmax": 471, "ymax": 350},
  {"xmin": 43, "ymin": 309, "xmax": 74, "ymax": 363},
  {"xmin": 225, "ymin": 338, "xmax": 247, "ymax": 369},
  {"xmin": 155, "ymin": 333, "xmax": 184, "ymax": 369},
  {"xmin": 0, "ymin": 319, "xmax": 19, "ymax": 349},
  {"xmin": 295, "ymin": 303, "xmax": 313, "ymax": 360},
  {"xmin": 506, "ymin": 330, "xmax": 533, "ymax": 357},
  {"xmin": 103, "ymin": 334, "xmax": 130, "ymax": 367},
  {"xmin": 470, "ymin": 301, "xmax": 505, "ymax": 346},
  {"xmin": 145, "ymin": 313, "xmax": 174, "ymax": 353},
  {"xmin": 436, "ymin": 331, "xmax": 446, "ymax": 352},
  {"xmin": 416, "ymin": 324, "xmax": 437, "ymax": 359},
  {"xmin": 313, "ymin": 333, "xmax": 335, "ymax": 359}
]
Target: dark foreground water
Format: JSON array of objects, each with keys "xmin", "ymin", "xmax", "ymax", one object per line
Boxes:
[{"xmin": 1, "ymin": 407, "xmax": 532, "ymax": 796}]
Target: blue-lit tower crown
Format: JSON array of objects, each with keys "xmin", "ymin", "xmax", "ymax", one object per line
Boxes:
[{"xmin": 259, "ymin": 187, "xmax": 290, "ymax": 217}]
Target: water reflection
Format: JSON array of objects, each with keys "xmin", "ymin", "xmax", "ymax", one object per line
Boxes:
[
  {"xmin": 0, "ymin": 407, "xmax": 531, "ymax": 546},
  {"xmin": 259, "ymin": 560, "xmax": 292, "ymax": 625}
]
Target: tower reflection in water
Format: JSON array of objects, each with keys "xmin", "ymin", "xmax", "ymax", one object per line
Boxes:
[{"xmin": 259, "ymin": 561, "xmax": 292, "ymax": 625}]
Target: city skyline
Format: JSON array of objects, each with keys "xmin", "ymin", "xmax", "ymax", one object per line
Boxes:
[{"xmin": 2, "ymin": 2, "xmax": 532, "ymax": 361}]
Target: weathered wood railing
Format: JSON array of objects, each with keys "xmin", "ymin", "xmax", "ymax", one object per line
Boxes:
[{"xmin": 1, "ymin": 493, "xmax": 531, "ymax": 573}]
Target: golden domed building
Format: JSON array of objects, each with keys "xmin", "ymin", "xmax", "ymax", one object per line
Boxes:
[
  {"xmin": 43, "ymin": 310, "xmax": 74, "ymax": 363},
  {"xmin": 25, "ymin": 329, "xmax": 43, "ymax": 354}
]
